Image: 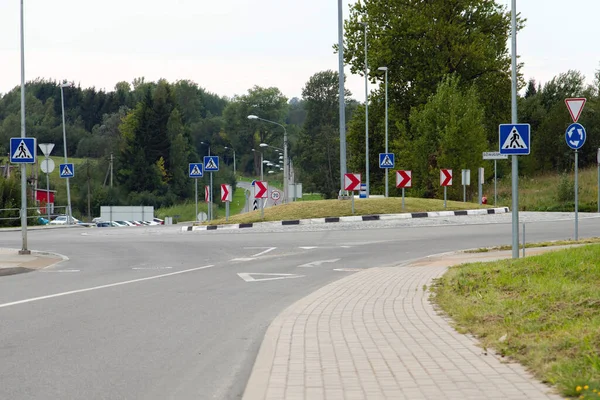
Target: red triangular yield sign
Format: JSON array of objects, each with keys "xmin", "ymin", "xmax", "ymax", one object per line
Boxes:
[{"xmin": 565, "ymin": 98, "xmax": 586, "ymax": 123}]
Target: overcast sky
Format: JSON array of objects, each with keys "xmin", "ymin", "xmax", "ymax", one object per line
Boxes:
[{"xmin": 0, "ymin": 1, "xmax": 598, "ymax": 100}]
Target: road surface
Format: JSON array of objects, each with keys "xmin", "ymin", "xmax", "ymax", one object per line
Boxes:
[{"xmin": 0, "ymin": 213, "xmax": 598, "ymax": 399}]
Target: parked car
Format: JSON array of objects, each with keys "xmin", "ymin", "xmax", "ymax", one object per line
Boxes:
[
  {"xmin": 96, "ymin": 221, "xmax": 111, "ymax": 228},
  {"xmin": 117, "ymin": 221, "xmax": 134, "ymax": 227},
  {"xmin": 49, "ymin": 215, "xmax": 81, "ymax": 225},
  {"xmin": 153, "ymin": 218, "xmax": 164, "ymax": 225},
  {"xmin": 112, "ymin": 221, "xmax": 128, "ymax": 227},
  {"xmin": 37, "ymin": 217, "xmax": 49, "ymax": 225}
]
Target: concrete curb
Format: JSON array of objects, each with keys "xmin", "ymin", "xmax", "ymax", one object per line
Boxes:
[{"xmin": 181, "ymin": 207, "xmax": 510, "ymax": 232}]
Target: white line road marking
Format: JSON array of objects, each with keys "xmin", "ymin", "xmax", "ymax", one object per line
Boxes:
[
  {"xmin": 0, "ymin": 265, "xmax": 216, "ymax": 309},
  {"xmin": 40, "ymin": 269, "xmax": 80, "ymax": 273},
  {"xmin": 339, "ymin": 245, "xmax": 352, "ymax": 249},
  {"xmin": 299, "ymin": 246, "xmax": 318, "ymax": 250},
  {"xmin": 237, "ymin": 273, "xmax": 304, "ymax": 282},
  {"xmin": 230, "ymin": 258, "xmax": 257, "ymax": 262},
  {"xmin": 132, "ymin": 267, "xmax": 173, "ymax": 270},
  {"xmin": 297, "ymin": 259, "xmax": 341, "ymax": 268},
  {"xmin": 333, "ymin": 268, "xmax": 362, "ymax": 272},
  {"xmin": 251, "ymin": 247, "xmax": 277, "ymax": 257}
]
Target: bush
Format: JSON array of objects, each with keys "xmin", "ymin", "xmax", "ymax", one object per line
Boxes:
[{"xmin": 556, "ymin": 173, "xmax": 575, "ymax": 203}]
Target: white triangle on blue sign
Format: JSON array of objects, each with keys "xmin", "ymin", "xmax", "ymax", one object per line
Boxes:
[
  {"xmin": 205, "ymin": 158, "xmax": 218, "ymax": 170},
  {"xmin": 381, "ymin": 155, "xmax": 394, "ymax": 167},
  {"xmin": 12, "ymin": 140, "xmax": 33, "ymax": 159},
  {"xmin": 61, "ymin": 165, "xmax": 73, "ymax": 177},
  {"xmin": 501, "ymin": 126, "xmax": 528, "ymax": 150},
  {"xmin": 190, "ymin": 165, "xmax": 201, "ymax": 176}
]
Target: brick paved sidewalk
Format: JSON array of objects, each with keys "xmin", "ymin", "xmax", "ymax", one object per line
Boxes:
[{"xmin": 243, "ymin": 251, "xmax": 562, "ymax": 400}]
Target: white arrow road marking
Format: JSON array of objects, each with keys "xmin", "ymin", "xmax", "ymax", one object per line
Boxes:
[
  {"xmin": 297, "ymin": 259, "xmax": 341, "ymax": 268},
  {"xmin": 251, "ymin": 247, "xmax": 277, "ymax": 257},
  {"xmin": 237, "ymin": 273, "xmax": 304, "ymax": 282},
  {"xmin": 0, "ymin": 265, "xmax": 216, "ymax": 309}
]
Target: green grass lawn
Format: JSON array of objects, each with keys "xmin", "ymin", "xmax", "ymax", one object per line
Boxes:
[
  {"xmin": 494, "ymin": 166, "xmax": 600, "ymax": 212},
  {"xmin": 157, "ymin": 186, "xmax": 250, "ymax": 222},
  {"xmin": 204, "ymin": 196, "xmax": 486, "ymax": 225},
  {"xmin": 432, "ymin": 244, "xmax": 600, "ymax": 398}
]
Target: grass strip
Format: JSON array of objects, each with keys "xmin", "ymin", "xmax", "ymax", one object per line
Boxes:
[{"xmin": 432, "ymin": 244, "xmax": 600, "ymax": 398}]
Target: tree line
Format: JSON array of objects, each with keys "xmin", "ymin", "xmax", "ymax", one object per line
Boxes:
[{"xmin": 0, "ymin": 0, "xmax": 599, "ymax": 218}]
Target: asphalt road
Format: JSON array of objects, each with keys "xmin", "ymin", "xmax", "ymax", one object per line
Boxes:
[{"xmin": 0, "ymin": 214, "xmax": 598, "ymax": 399}]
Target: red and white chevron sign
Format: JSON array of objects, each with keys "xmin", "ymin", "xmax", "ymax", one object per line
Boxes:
[
  {"xmin": 344, "ymin": 173, "xmax": 361, "ymax": 191},
  {"xmin": 440, "ymin": 169, "xmax": 452, "ymax": 186},
  {"xmin": 221, "ymin": 184, "xmax": 232, "ymax": 202},
  {"xmin": 396, "ymin": 170, "xmax": 412, "ymax": 188},
  {"xmin": 254, "ymin": 181, "xmax": 268, "ymax": 199}
]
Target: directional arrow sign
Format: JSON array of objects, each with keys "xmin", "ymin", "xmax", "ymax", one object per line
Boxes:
[
  {"xmin": 565, "ymin": 123, "xmax": 586, "ymax": 150},
  {"xmin": 221, "ymin": 184, "xmax": 232, "ymax": 202},
  {"xmin": 440, "ymin": 169, "xmax": 452, "ymax": 186},
  {"xmin": 254, "ymin": 181, "xmax": 268, "ymax": 199},
  {"xmin": 297, "ymin": 258, "xmax": 341, "ymax": 268},
  {"xmin": 237, "ymin": 273, "xmax": 304, "ymax": 282},
  {"xmin": 344, "ymin": 173, "xmax": 361, "ymax": 191},
  {"xmin": 565, "ymin": 98, "xmax": 586, "ymax": 123},
  {"xmin": 396, "ymin": 170, "xmax": 412, "ymax": 188}
]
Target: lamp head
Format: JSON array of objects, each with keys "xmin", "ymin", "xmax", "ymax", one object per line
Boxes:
[
  {"xmin": 247, "ymin": 115, "xmax": 258, "ymax": 120},
  {"xmin": 259, "ymin": 143, "xmax": 268, "ymax": 148}
]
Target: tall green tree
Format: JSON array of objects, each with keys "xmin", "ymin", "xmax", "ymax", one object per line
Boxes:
[
  {"xmin": 407, "ymin": 75, "xmax": 487, "ymax": 199},
  {"xmin": 342, "ymin": 0, "xmax": 516, "ymax": 188},
  {"xmin": 297, "ymin": 70, "xmax": 351, "ymax": 198}
]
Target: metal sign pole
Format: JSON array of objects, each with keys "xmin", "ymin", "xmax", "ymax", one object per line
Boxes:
[
  {"xmin": 510, "ymin": 0, "xmax": 519, "ymax": 259},
  {"xmin": 575, "ymin": 150, "xmax": 579, "ymax": 241},
  {"xmin": 444, "ymin": 187, "xmax": 447, "ymax": 209},
  {"xmin": 597, "ymin": 148, "xmax": 599, "ymax": 213},
  {"xmin": 226, "ymin": 201, "xmax": 229, "ymax": 222},
  {"xmin": 46, "ymin": 167, "xmax": 50, "ymax": 223},
  {"xmin": 209, "ymin": 172, "xmax": 213, "ymax": 221},
  {"xmin": 478, "ymin": 168, "xmax": 483, "ymax": 205},
  {"xmin": 463, "ymin": 184, "xmax": 466, "ymax": 203},
  {"xmin": 352, "ymin": 191, "xmax": 355, "ymax": 214},
  {"xmin": 402, "ymin": 188, "xmax": 405, "ymax": 210},
  {"xmin": 19, "ymin": 0, "xmax": 29, "ymax": 254},
  {"xmin": 494, "ymin": 160, "xmax": 497, "ymax": 206},
  {"xmin": 195, "ymin": 179, "xmax": 198, "ymax": 222}
]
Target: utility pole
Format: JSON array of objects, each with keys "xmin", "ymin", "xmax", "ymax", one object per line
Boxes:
[{"xmin": 110, "ymin": 153, "xmax": 113, "ymax": 188}]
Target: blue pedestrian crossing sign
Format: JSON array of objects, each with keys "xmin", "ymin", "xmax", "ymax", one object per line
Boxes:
[
  {"xmin": 189, "ymin": 163, "xmax": 204, "ymax": 178},
  {"xmin": 379, "ymin": 153, "xmax": 395, "ymax": 169},
  {"xmin": 203, "ymin": 156, "xmax": 219, "ymax": 172},
  {"xmin": 499, "ymin": 124, "xmax": 530, "ymax": 155},
  {"xmin": 565, "ymin": 123, "xmax": 586, "ymax": 150},
  {"xmin": 10, "ymin": 137, "xmax": 36, "ymax": 163},
  {"xmin": 59, "ymin": 163, "xmax": 75, "ymax": 178}
]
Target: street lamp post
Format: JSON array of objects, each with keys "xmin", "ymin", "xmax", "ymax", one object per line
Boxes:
[
  {"xmin": 359, "ymin": 21, "xmax": 369, "ymax": 197},
  {"xmin": 60, "ymin": 81, "xmax": 74, "ymax": 224},
  {"xmin": 378, "ymin": 67, "xmax": 389, "ymax": 197},
  {"xmin": 248, "ymin": 115, "xmax": 288, "ymax": 203},
  {"xmin": 224, "ymin": 146, "xmax": 236, "ymax": 178},
  {"xmin": 252, "ymin": 149, "xmax": 264, "ymax": 181},
  {"xmin": 19, "ymin": 0, "xmax": 29, "ymax": 254}
]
